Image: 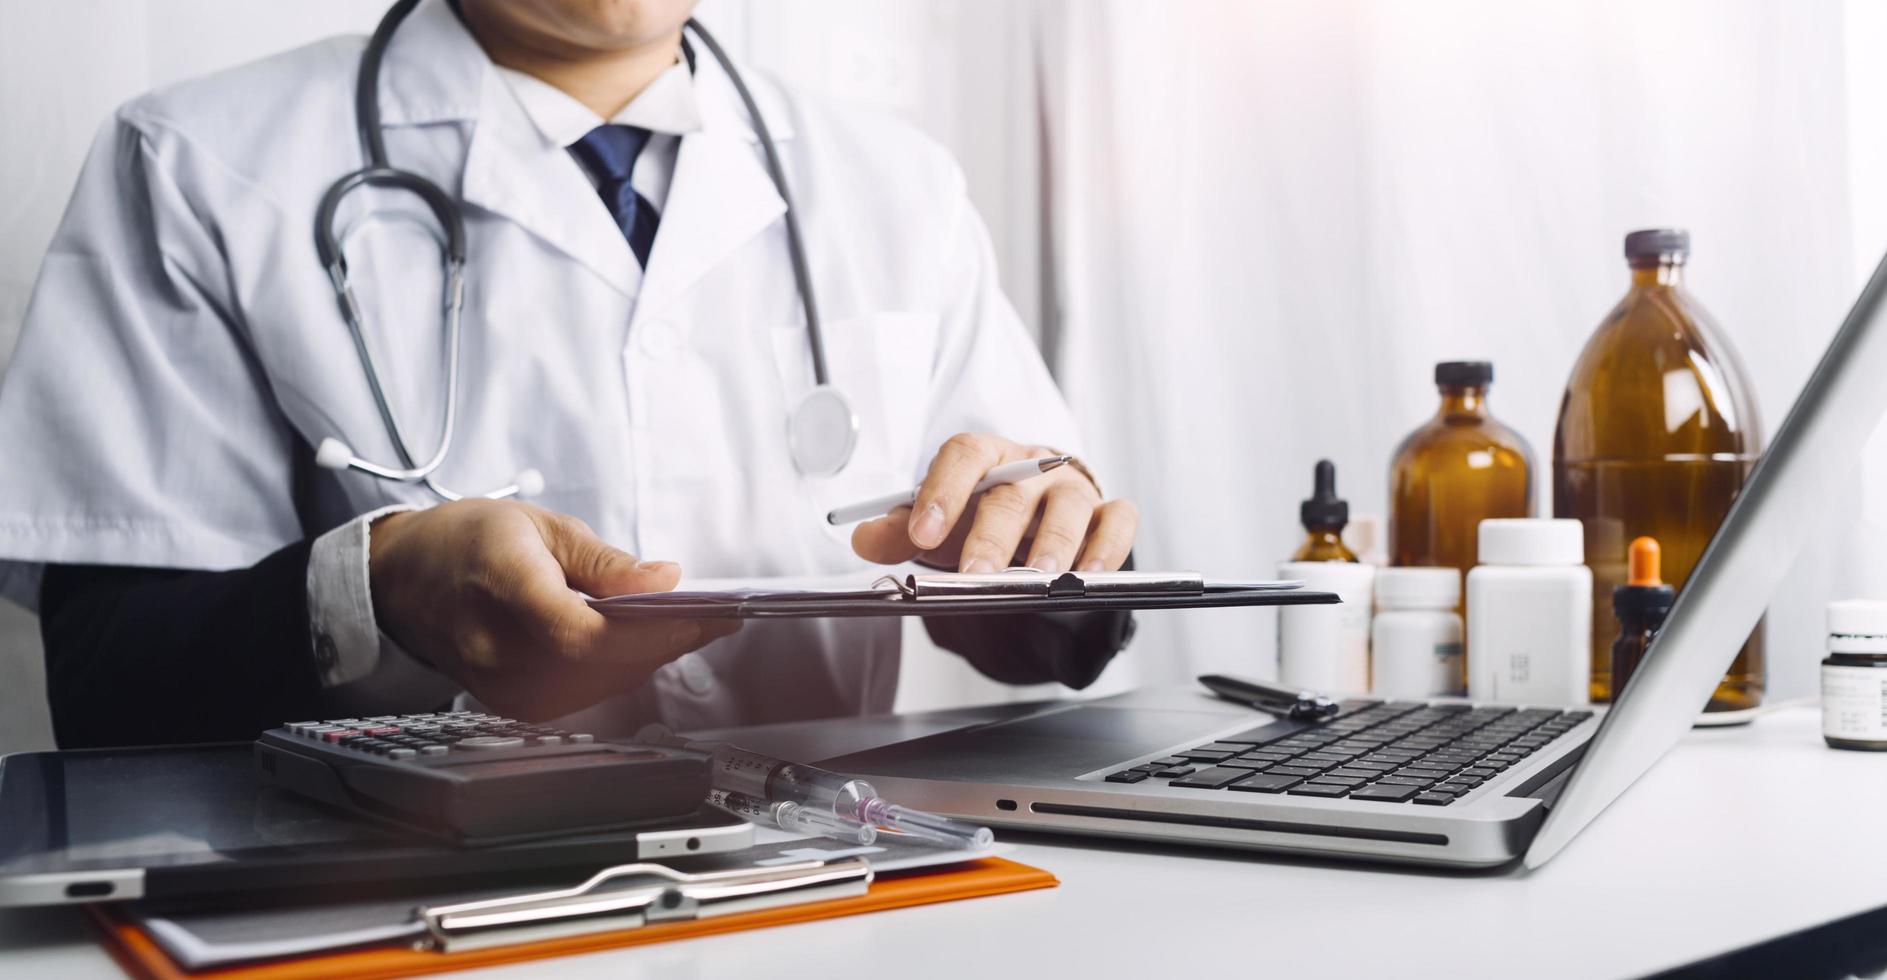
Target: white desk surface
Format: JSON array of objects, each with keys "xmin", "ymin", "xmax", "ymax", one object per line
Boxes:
[{"xmin": 2, "ymin": 702, "xmax": 1881, "ymax": 979}]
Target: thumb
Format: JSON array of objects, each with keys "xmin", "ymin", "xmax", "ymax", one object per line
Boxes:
[{"xmin": 536, "ymin": 513, "xmax": 682, "ymax": 598}]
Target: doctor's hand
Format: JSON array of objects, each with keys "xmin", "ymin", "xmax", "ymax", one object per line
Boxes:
[
  {"xmin": 367, "ymin": 500, "xmax": 739, "ymax": 720},
  {"xmin": 851, "ymin": 433, "xmax": 1138, "ymax": 574}
]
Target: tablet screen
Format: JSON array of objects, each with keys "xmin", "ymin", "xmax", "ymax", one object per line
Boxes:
[{"xmin": 0, "ymin": 744, "xmax": 745, "ymax": 905}]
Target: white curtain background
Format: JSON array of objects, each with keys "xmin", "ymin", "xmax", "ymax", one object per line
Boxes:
[
  {"xmin": 1043, "ymin": 0, "xmax": 1887, "ymax": 705},
  {"xmin": 4, "ymin": 2, "xmax": 1886, "ymax": 748}
]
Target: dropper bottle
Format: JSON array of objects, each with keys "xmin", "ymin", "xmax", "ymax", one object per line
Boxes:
[
  {"xmin": 1292, "ymin": 460, "xmax": 1358, "ymax": 562},
  {"xmin": 1609, "ymin": 537, "xmax": 1676, "ymax": 696}
]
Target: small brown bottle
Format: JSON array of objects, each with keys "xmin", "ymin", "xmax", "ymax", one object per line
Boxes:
[
  {"xmin": 1554, "ymin": 229, "xmax": 1764, "ymax": 710},
  {"xmin": 1292, "ymin": 460, "xmax": 1358, "ymax": 562},
  {"xmin": 1389, "ymin": 361, "xmax": 1535, "ymax": 688},
  {"xmin": 1610, "ymin": 536, "xmax": 1676, "ymax": 697}
]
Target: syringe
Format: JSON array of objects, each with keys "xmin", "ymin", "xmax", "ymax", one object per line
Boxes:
[
  {"xmin": 708, "ymin": 789, "xmax": 877, "ymax": 845},
  {"xmin": 850, "ymin": 796, "xmax": 995, "ymax": 849},
  {"xmin": 639, "ymin": 725, "xmax": 994, "ymax": 849}
]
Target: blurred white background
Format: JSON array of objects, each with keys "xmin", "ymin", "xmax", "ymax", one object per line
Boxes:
[{"xmin": 3, "ymin": 1, "xmax": 1884, "ymax": 751}]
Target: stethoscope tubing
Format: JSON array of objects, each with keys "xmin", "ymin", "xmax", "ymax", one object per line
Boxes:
[{"xmin": 317, "ymin": 0, "xmax": 848, "ymax": 499}]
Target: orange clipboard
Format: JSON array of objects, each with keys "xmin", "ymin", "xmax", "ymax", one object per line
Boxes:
[{"xmin": 90, "ymin": 857, "xmax": 1057, "ymax": 980}]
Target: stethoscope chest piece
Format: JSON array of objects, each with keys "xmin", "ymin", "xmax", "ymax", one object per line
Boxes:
[{"xmin": 787, "ymin": 384, "xmax": 859, "ymax": 478}]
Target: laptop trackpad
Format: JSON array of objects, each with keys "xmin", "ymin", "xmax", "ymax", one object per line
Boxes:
[{"xmin": 823, "ymin": 704, "xmax": 1253, "ymax": 783}]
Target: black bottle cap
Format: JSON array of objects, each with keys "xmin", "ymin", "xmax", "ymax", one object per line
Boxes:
[
  {"xmin": 1624, "ymin": 228, "xmax": 1690, "ymax": 261},
  {"xmin": 1300, "ymin": 459, "xmax": 1348, "ymax": 531},
  {"xmin": 1613, "ymin": 582, "xmax": 1677, "ymax": 623},
  {"xmin": 1435, "ymin": 361, "xmax": 1493, "ymax": 388}
]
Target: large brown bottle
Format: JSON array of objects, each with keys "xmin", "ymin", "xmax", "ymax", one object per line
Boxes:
[
  {"xmin": 1389, "ymin": 361, "xmax": 1535, "ymax": 691},
  {"xmin": 1553, "ymin": 229, "xmax": 1764, "ymax": 710}
]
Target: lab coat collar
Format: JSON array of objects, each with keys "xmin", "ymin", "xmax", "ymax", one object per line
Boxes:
[
  {"xmin": 373, "ymin": 0, "xmax": 795, "ymax": 304},
  {"xmin": 635, "ymin": 43, "xmax": 793, "ymax": 315},
  {"xmin": 373, "ymin": 0, "xmax": 486, "ymax": 129}
]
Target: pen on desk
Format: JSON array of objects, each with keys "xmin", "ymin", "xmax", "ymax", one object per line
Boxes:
[{"xmin": 825, "ymin": 454, "xmax": 1073, "ymax": 525}]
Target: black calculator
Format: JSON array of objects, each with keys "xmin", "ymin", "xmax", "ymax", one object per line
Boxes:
[{"xmin": 255, "ymin": 711, "xmax": 711, "ymax": 845}]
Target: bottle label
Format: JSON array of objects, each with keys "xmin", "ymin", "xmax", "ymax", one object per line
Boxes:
[{"xmin": 1822, "ymin": 665, "xmax": 1887, "ymax": 741}]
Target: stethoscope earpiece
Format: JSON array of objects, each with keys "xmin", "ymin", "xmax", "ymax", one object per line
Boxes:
[{"xmin": 314, "ymin": 437, "xmax": 356, "ymax": 471}]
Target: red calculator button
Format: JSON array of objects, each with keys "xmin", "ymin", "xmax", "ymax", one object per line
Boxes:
[
  {"xmin": 362, "ymin": 726, "xmax": 401, "ymax": 736},
  {"xmin": 323, "ymin": 729, "xmax": 362, "ymax": 743}
]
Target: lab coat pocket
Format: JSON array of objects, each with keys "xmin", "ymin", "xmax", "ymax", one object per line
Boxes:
[{"xmin": 771, "ymin": 311, "xmax": 941, "ymax": 544}]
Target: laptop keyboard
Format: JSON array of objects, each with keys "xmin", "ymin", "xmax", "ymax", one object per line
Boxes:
[{"xmin": 1102, "ymin": 701, "xmax": 1591, "ymax": 806}]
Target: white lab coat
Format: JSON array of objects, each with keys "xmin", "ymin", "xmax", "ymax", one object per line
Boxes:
[{"xmin": 0, "ymin": 0, "xmax": 1082, "ymax": 733}]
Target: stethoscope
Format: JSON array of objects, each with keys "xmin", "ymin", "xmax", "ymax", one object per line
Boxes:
[{"xmin": 312, "ymin": 0, "xmax": 858, "ymax": 501}]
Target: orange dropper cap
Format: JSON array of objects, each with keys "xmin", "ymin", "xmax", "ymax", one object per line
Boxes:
[{"xmin": 1626, "ymin": 536, "xmax": 1663, "ymax": 587}]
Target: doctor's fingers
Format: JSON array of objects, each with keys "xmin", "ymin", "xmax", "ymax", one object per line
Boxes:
[
  {"xmin": 465, "ymin": 626, "xmax": 731, "ymax": 722},
  {"xmin": 501, "ymin": 600, "xmax": 740, "ymax": 671},
  {"xmin": 530, "ymin": 509, "xmax": 682, "ymax": 598},
  {"xmin": 1025, "ymin": 484, "xmax": 1101, "ymax": 575},
  {"xmin": 956, "ymin": 479, "xmax": 1053, "ymax": 573},
  {"xmin": 852, "ymin": 507, "xmax": 924, "ymax": 565},
  {"xmin": 908, "ymin": 433, "xmax": 1028, "ymax": 550},
  {"xmin": 1075, "ymin": 500, "xmax": 1140, "ymax": 572}
]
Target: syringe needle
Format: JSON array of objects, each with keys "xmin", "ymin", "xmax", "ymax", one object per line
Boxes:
[
  {"xmin": 709, "ymin": 790, "xmax": 878, "ymax": 845},
  {"xmin": 855, "ymin": 797, "xmax": 995, "ymax": 849}
]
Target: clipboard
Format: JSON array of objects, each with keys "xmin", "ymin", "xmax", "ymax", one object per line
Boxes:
[
  {"xmin": 91, "ymin": 857, "xmax": 1058, "ymax": 980},
  {"xmin": 587, "ymin": 569, "xmax": 1340, "ymax": 620}
]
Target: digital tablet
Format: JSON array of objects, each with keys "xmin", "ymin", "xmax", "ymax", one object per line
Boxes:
[{"xmin": 0, "ymin": 743, "xmax": 750, "ymax": 908}]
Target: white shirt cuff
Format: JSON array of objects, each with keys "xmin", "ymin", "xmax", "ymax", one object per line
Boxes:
[{"xmin": 307, "ymin": 505, "xmax": 418, "ymax": 687}]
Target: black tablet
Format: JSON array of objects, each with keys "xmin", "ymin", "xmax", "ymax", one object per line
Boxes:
[{"xmin": 0, "ymin": 743, "xmax": 750, "ymax": 908}]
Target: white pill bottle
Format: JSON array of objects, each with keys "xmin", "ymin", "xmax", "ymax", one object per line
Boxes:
[
  {"xmin": 1371, "ymin": 568, "xmax": 1464, "ymax": 698},
  {"xmin": 1278, "ymin": 561, "xmax": 1375, "ymax": 694},
  {"xmin": 1467, "ymin": 519, "xmax": 1592, "ymax": 705}
]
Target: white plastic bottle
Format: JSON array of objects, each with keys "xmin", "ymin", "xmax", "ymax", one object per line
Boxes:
[
  {"xmin": 1278, "ymin": 561, "xmax": 1375, "ymax": 694},
  {"xmin": 1371, "ymin": 568, "xmax": 1463, "ymax": 698},
  {"xmin": 1467, "ymin": 519, "xmax": 1591, "ymax": 705}
]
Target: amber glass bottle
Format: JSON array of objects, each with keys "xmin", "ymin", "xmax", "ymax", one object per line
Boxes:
[
  {"xmin": 1293, "ymin": 460, "xmax": 1358, "ymax": 562},
  {"xmin": 1389, "ymin": 362, "xmax": 1535, "ymax": 689},
  {"xmin": 1553, "ymin": 229, "xmax": 1764, "ymax": 710}
]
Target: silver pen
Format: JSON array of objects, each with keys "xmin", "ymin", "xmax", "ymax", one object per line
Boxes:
[{"xmin": 825, "ymin": 455, "xmax": 1072, "ymax": 525}]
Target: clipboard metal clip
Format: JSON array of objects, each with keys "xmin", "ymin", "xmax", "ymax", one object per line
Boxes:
[
  {"xmin": 875, "ymin": 568, "xmax": 1207, "ymax": 601},
  {"xmin": 415, "ymin": 857, "xmax": 874, "ymax": 952}
]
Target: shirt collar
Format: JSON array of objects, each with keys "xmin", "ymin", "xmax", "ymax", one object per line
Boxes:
[{"xmin": 494, "ymin": 57, "xmax": 703, "ymax": 149}]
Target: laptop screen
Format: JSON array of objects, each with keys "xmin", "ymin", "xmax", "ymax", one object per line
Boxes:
[{"xmin": 1527, "ymin": 254, "xmax": 1887, "ymax": 867}]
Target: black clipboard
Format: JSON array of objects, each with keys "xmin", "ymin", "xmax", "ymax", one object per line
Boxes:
[{"xmin": 586, "ymin": 570, "xmax": 1340, "ymax": 620}]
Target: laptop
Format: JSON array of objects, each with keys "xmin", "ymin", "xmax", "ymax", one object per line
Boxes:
[{"xmin": 825, "ymin": 255, "xmax": 1887, "ymax": 869}]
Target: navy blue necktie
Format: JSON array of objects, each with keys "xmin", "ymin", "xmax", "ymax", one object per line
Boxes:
[{"xmin": 569, "ymin": 124, "xmax": 660, "ymax": 267}]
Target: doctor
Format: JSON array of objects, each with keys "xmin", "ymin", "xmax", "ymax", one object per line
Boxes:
[{"xmin": 0, "ymin": 0, "xmax": 1139, "ymax": 747}]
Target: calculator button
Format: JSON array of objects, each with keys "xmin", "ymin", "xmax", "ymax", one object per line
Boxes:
[
  {"xmin": 361, "ymin": 726, "xmax": 401, "ymax": 736},
  {"xmin": 322, "ymin": 729, "xmax": 361, "ymax": 743},
  {"xmin": 535, "ymin": 736, "xmax": 564, "ymax": 746},
  {"xmin": 457, "ymin": 736, "xmax": 526, "ymax": 750},
  {"xmin": 421, "ymin": 745, "xmax": 449, "ymax": 756},
  {"xmin": 387, "ymin": 748, "xmax": 417, "ymax": 760},
  {"xmin": 568, "ymin": 734, "xmax": 594, "ymax": 744}
]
